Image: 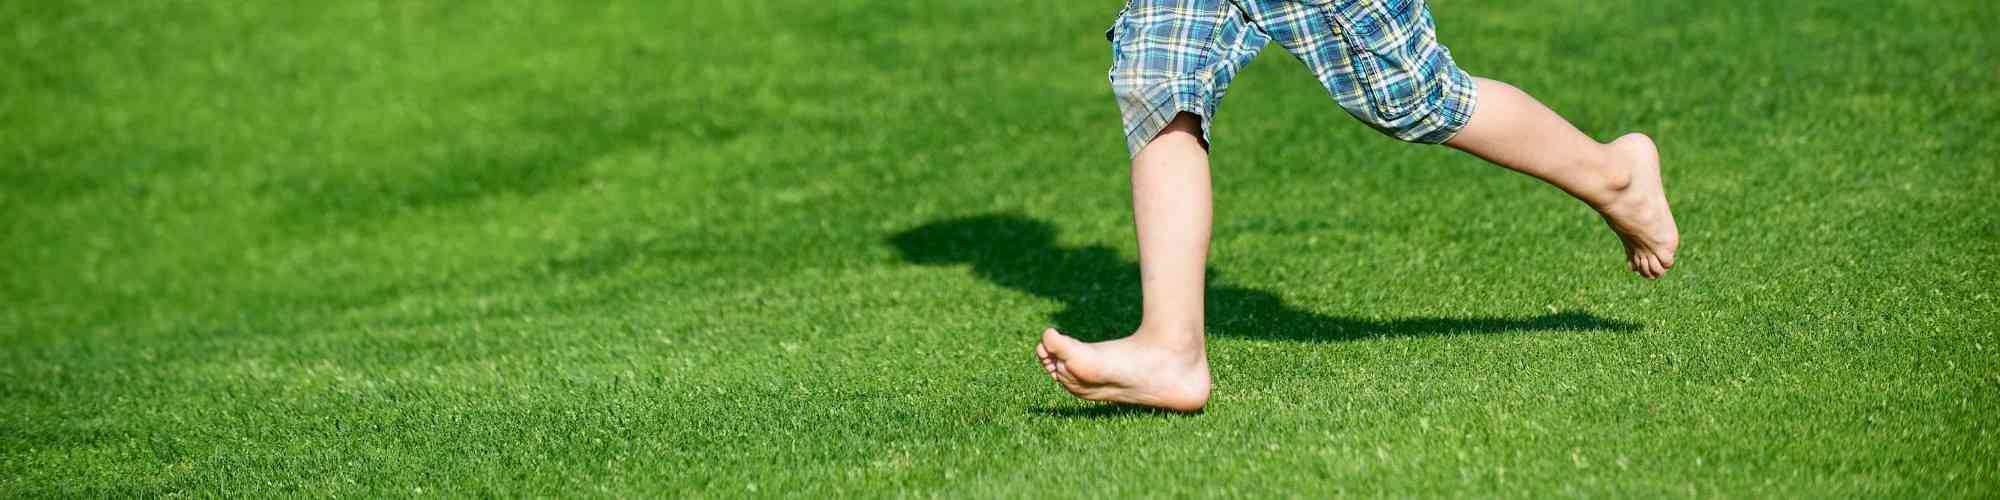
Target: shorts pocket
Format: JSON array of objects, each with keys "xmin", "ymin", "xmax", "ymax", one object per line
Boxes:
[{"xmin": 1327, "ymin": 0, "xmax": 1432, "ymax": 121}]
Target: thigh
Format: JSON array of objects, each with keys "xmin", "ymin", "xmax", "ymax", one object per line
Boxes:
[{"xmin": 1237, "ymin": 0, "xmax": 1476, "ymax": 143}]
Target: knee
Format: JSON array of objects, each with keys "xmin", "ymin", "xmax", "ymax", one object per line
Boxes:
[
  {"xmin": 1155, "ymin": 112, "xmax": 1203, "ymax": 141},
  {"xmin": 1131, "ymin": 111, "xmax": 1206, "ymax": 156}
]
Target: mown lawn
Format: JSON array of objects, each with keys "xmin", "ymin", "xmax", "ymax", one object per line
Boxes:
[{"xmin": 3, "ymin": 0, "xmax": 1995, "ymax": 496}]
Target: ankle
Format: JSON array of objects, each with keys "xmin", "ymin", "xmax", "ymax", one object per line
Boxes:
[
  {"xmin": 1583, "ymin": 143, "xmax": 1635, "ymax": 209},
  {"xmin": 1131, "ymin": 321, "xmax": 1205, "ymax": 352}
]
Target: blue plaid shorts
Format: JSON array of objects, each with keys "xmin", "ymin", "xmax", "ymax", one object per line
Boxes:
[{"xmin": 1106, "ymin": 0, "xmax": 1479, "ymax": 156}]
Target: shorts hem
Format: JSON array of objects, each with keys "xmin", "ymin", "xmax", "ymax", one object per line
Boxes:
[
  {"xmin": 1414, "ymin": 68, "xmax": 1480, "ymax": 145},
  {"xmin": 1120, "ymin": 90, "xmax": 1211, "ymax": 158}
]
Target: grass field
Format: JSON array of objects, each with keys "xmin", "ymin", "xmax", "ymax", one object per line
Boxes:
[{"xmin": 4, "ymin": 0, "xmax": 1997, "ymax": 496}]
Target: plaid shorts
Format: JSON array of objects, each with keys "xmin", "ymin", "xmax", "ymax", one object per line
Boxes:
[{"xmin": 1106, "ymin": 0, "xmax": 1479, "ymax": 156}]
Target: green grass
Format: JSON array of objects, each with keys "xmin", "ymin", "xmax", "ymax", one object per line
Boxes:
[{"xmin": 3, "ymin": 0, "xmax": 1996, "ymax": 496}]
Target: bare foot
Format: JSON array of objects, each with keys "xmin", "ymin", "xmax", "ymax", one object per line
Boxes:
[
  {"xmin": 1595, "ymin": 133, "xmax": 1681, "ymax": 279},
  {"xmin": 1034, "ymin": 328, "xmax": 1210, "ymax": 412}
]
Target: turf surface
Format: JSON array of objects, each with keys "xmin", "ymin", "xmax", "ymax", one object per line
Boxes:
[{"xmin": 4, "ymin": 0, "xmax": 1997, "ymax": 496}]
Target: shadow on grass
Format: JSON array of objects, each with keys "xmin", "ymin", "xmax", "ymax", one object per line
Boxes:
[
  {"xmin": 891, "ymin": 213, "xmax": 1636, "ymax": 419},
  {"xmin": 887, "ymin": 213, "xmax": 1639, "ymax": 344}
]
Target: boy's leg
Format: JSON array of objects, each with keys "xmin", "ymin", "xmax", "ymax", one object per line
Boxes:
[
  {"xmin": 1246, "ymin": 0, "xmax": 1678, "ymax": 278},
  {"xmin": 1033, "ymin": 0, "xmax": 1269, "ymax": 412},
  {"xmin": 1036, "ymin": 114, "xmax": 1213, "ymax": 413},
  {"xmin": 1444, "ymin": 78, "xmax": 1679, "ymax": 278}
]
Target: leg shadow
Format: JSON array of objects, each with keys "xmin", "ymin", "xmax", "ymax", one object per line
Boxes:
[{"xmin": 887, "ymin": 213, "xmax": 1637, "ymax": 343}]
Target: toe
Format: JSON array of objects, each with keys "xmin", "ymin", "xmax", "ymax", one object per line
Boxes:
[
  {"xmin": 1051, "ymin": 360, "xmax": 1080, "ymax": 386},
  {"xmin": 1041, "ymin": 328, "xmax": 1087, "ymax": 359},
  {"xmin": 1036, "ymin": 340, "xmax": 1061, "ymax": 376}
]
